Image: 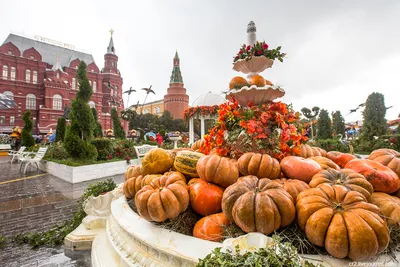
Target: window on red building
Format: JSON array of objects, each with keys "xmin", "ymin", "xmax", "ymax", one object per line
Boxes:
[
  {"xmin": 53, "ymin": 94, "xmax": 62, "ymax": 110},
  {"xmin": 25, "ymin": 70, "xmax": 31, "ymax": 83},
  {"xmin": 3, "ymin": 91, "xmax": 13, "ymax": 100},
  {"xmin": 72, "ymin": 78, "xmax": 76, "ymax": 90},
  {"xmin": 26, "ymin": 94, "xmax": 36, "ymax": 110},
  {"xmin": 0, "ymin": 116, "xmax": 5, "ymax": 124},
  {"xmin": 11, "ymin": 67, "xmax": 16, "ymax": 80},
  {"xmin": 33, "ymin": 71, "xmax": 38, "ymax": 84},
  {"xmin": 10, "ymin": 116, "xmax": 15, "ymax": 124},
  {"xmin": 2, "ymin": 65, "xmax": 8, "ymax": 79},
  {"xmin": 93, "ymin": 81, "xmax": 97, "ymax": 92}
]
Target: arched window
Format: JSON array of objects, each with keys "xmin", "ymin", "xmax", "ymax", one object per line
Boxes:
[
  {"xmin": 11, "ymin": 67, "xmax": 16, "ymax": 80},
  {"xmin": 2, "ymin": 65, "xmax": 8, "ymax": 79},
  {"xmin": 53, "ymin": 94, "xmax": 62, "ymax": 110},
  {"xmin": 33, "ymin": 71, "xmax": 38, "ymax": 84},
  {"xmin": 25, "ymin": 70, "xmax": 31, "ymax": 83},
  {"xmin": 89, "ymin": 101, "xmax": 96, "ymax": 109},
  {"xmin": 72, "ymin": 78, "xmax": 76, "ymax": 90},
  {"xmin": 26, "ymin": 94, "xmax": 36, "ymax": 109},
  {"xmin": 93, "ymin": 81, "xmax": 96, "ymax": 92},
  {"xmin": 3, "ymin": 91, "xmax": 14, "ymax": 100},
  {"xmin": 56, "ymin": 72, "xmax": 60, "ymax": 79}
]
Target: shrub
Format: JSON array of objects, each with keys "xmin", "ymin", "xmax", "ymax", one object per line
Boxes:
[
  {"xmin": 43, "ymin": 143, "xmax": 68, "ymax": 160},
  {"xmin": 373, "ymin": 135, "xmax": 400, "ymax": 151},
  {"xmin": 91, "ymin": 139, "xmax": 114, "ymax": 160},
  {"xmin": 111, "ymin": 108, "xmax": 126, "ymax": 139},
  {"xmin": 21, "ymin": 110, "xmax": 35, "ymax": 147},
  {"xmin": 111, "ymin": 139, "xmax": 137, "ymax": 159},
  {"xmin": 314, "ymin": 138, "xmax": 348, "ymax": 152},
  {"xmin": 55, "ymin": 117, "xmax": 66, "ymax": 142}
]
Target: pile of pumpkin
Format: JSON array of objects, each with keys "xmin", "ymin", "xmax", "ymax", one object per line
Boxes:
[
  {"xmin": 123, "ymin": 144, "xmax": 400, "ymax": 261},
  {"xmin": 229, "ymin": 75, "xmax": 274, "ymax": 90}
]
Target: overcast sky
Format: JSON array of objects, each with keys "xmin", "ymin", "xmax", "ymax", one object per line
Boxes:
[{"xmin": 1, "ymin": 0, "xmax": 399, "ymax": 122}]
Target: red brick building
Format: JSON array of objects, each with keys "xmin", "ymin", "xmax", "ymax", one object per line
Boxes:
[{"xmin": 0, "ymin": 33, "xmax": 126, "ymax": 134}]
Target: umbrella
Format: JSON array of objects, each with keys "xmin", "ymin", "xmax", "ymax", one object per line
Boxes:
[{"xmin": 0, "ymin": 93, "xmax": 16, "ymax": 109}]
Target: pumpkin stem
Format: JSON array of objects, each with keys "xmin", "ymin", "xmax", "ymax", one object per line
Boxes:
[
  {"xmin": 255, "ymin": 187, "xmax": 260, "ymax": 193},
  {"xmin": 335, "ymin": 179, "xmax": 342, "ymax": 184},
  {"xmin": 159, "ymin": 187, "xmax": 163, "ymax": 192},
  {"xmin": 333, "ymin": 202, "xmax": 344, "ymax": 210}
]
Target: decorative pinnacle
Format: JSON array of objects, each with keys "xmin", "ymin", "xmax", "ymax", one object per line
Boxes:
[
  {"xmin": 247, "ymin": 21, "xmax": 256, "ymax": 33},
  {"xmin": 109, "ymin": 29, "xmax": 114, "ymax": 37}
]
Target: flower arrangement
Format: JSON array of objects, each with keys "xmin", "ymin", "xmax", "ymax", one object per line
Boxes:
[
  {"xmin": 199, "ymin": 99, "xmax": 308, "ymax": 160},
  {"xmin": 233, "ymin": 41, "xmax": 286, "ymax": 63},
  {"xmin": 183, "ymin": 105, "xmax": 219, "ymax": 123}
]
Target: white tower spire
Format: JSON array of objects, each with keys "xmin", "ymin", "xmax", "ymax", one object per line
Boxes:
[{"xmin": 247, "ymin": 21, "xmax": 256, "ymax": 46}]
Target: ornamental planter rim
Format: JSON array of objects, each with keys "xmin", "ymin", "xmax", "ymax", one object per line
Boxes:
[
  {"xmin": 233, "ymin": 56, "xmax": 274, "ymax": 74},
  {"xmin": 226, "ymin": 86, "xmax": 285, "ymax": 106}
]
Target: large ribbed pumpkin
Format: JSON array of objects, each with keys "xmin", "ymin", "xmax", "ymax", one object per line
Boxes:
[
  {"xmin": 237, "ymin": 152, "xmax": 280, "ymax": 179},
  {"xmin": 135, "ymin": 172, "xmax": 189, "ymax": 222},
  {"xmin": 309, "ymin": 156, "xmax": 339, "ymax": 170},
  {"xmin": 369, "ymin": 149, "xmax": 400, "ymax": 178},
  {"xmin": 197, "ymin": 155, "xmax": 239, "ymax": 188},
  {"xmin": 309, "ymin": 168, "xmax": 374, "ymax": 201},
  {"xmin": 222, "ymin": 175, "xmax": 295, "ymax": 235},
  {"xmin": 297, "ymin": 184, "xmax": 389, "ymax": 260},
  {"xmin": 174, "ymin": 151, "xmax": 204, "ymax": 177},
  {"xmin": 123, "ymin": 174, "xmax": 162, "ymax": 199},
  {"xmin": 191, "ymin": 139, "xmax": 205, "ymax": 151},
  {"xmin": 248, "ymin": 74, "xmax": 266, "ymax": 87},
  {"xmin": 327, "ymin": 151, "xmax": 357, "ymax": 168},
  {"xmin": 124, "ymin": 165, "xmax": 142, "ymax": 181},
  {"xmin": 268, "ymin": 178, "xmax": 310, "ymax": 202},
  {"xmin": 371, "ymin": 192, "xmax": 400, "ymax": 225},
  {"xmin": 141, "ymin": 148, "xmax": 173, "ymax": 175},
  {"xmin": 229, "ymin": 76, "xmax": 248, "ymax": 90},
  {"xmin": 345, "ymin": 159, "xmax": 400, "ymax": 194},
  {"xmin": 280, "ymin": 156, "xmax": 322, "ymax": 183}
]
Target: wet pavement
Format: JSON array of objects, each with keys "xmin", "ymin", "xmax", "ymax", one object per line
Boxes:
[{"xmin": 0, "ymin": 156, "xmax": 125, "ymax": 266}]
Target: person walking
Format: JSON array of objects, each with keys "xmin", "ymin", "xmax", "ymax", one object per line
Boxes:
[{"xmin": 156, "ymin": 133, "xmax": 163, "ymax": 146}]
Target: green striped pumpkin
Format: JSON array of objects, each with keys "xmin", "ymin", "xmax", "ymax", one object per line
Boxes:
[{"xmin": 174, "ymin": 151, "xmax": 205, "ymax": 177}]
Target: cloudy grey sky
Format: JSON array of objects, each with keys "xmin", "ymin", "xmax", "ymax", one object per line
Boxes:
[{"xmin": 1, "ymin": 0, "xmax": 399, "ymax": 122}]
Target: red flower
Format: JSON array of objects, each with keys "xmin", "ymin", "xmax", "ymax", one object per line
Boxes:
[
  {"xmin": 262, "ymin": 43, "xmax": 269, "ymax": 49},
  {"xmin": 239, "ymin": 50, "xmax": 243, "ymax": 54},
  {"xmin": 246, "ymin": 45, "xmax": 251, "ymax": 51},
  {"xmin": 257, "ymin": 50, "xmax": 262, "ymax": 55},
  {"xmin": 107, "ymin": 155, "xmax": 113, "ymax": 160}
]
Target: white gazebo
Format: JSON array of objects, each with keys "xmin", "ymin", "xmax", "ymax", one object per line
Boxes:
[{"xmin": 188, "ymin": 91, "xmax": 226, "ymax": 144}]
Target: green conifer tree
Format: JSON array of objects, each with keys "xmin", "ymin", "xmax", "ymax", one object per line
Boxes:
[
  {"xmin": 55, "ymin": 117, "xmax": 66, "ymax": 142},
  {"xmin": 111, "ymin": 108, "xmax": 126, "ymax": 139},
  {"xmin": 21, "ymin": 110, "xmax": 35, "ymax": 147},
  {"xmin": 317, "ymin": 109, "xmax": 332, "ymax": 139},
  {"xmin": 361, "ymin": 92, "xmax": 387, "ymax": 141},
  {"xmin": 332, "ymin": 111, "xmax": 345, "ymax": 136},
  {"xmin": 64, "ymin": 61, "xmax": 97, "ymax": 160},
  {"xmin": 91, "ymin": 108, "xmax": 103, "ymax": 137}
]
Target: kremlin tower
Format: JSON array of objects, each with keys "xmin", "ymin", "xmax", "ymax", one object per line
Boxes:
[{"xmin": 163, "ymin": 51, "xmax": 189, "ymax": 119}]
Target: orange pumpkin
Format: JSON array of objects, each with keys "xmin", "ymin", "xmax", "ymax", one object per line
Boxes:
[
  {"xmin": 168, "ymin": 147, "xmax": 193, "ymax": 161},
  {"xmin": 369, "ymin": 149, "xmax": 400, "ymax": 178},
  {"xmin": 135, "ymin": 172, "xmax": 189, "ymax": 222},
  {"xmin": 237, "ymin": 152, "xmax": 281, "ymax": 179},
  {"xmin": 345, "ymin": 159, "xmax": 400, "ymax": 194},
  {"xmin": 196, "ymin": 155, "xmax": 239, "ymax": 188},
  {"xmin": 191, "ymin": 139, "xmax": 205, "ymax": 151},
  {"xmin": 222, "ymin": 175, "xmax": 295, "ymax": 235},
  {"xmin": 268, "ymin": 178, "xmax": 310, "ymax": 202},
  {"xmin": 188, "ymin": 178, "xmax": 224, "ymax": 216},
  {"xmin": 124, "ymin": 165, "xmax": 142, "ymax": 181},
  {"xmin": 371, "ymin": 192, "xmax": 400, "ymax": 225},
  {"xmin": 297, "ymin": 184, "xmax": 389, "ymax": 260},
  {"xmin": 326, "ymin": 151, "xmax": 357, "ymax": 168},
  {"xmin": 312, "ymin": 147, "xmax": 327, "ymax": 157},
  {"xmin": 229, "ymin": 76, "xmax": 248, "ymax": 90},
  {"xmin": 309, "ymin": 156, "xmax": 340, "ymax": 170},
  {"xmin": 123, "ymin": 174, "xmax": 162, "ymax": 199},
  {"xmin": 193, "ymin": 213, "xmax": 230, "ymax": 242},
  {"xmin": 248, "ymin": 74, "xmax": 266, "ymax": 87},
  {"xmin": 280, "ymin": 156, "xmax": 322, "ymax": 183},
  {"xmin": 309, "ymin": 168, "xmax": 374, "ymax": 201},
  {"xmin": 141, "ymin": 148, "xmax": 173, "ymax": 175}
]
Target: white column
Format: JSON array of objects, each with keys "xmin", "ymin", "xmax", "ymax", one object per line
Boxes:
[
  {"xmin": 200, "ymin": 117, "xmax": 205, "ymax": 139},
  {"xmin": 189, "ymin": 117, "xmax": 194, "ymax": 145}
]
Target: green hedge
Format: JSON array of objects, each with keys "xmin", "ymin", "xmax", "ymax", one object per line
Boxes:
[
  {"xmin": 91, "ymin": 139, "xmax": 114, "ymax": 160},
  {"xmin": 313, "ymin": 138, "xmax": 349, "ymax": 152}
]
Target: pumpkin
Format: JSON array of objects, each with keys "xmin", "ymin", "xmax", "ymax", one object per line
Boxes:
[
  {"xmin": 296, "ymin": 184, "xmax": 389, "ymax": 260},
  {"xmin": 193, "ymin": 213, "xmax": 230, "ymax": 242},
  {"xmin": 222, "ymin": 175, "xmax": 295, "ymax": 234},
  {"xmin": 265, "ymin": 79, "xmax": 273, "ymax": 86},
  {"xmin": 123, "ymin": 174, "xmax": 162, "ymax": 199},
  {"xmin": 191, "ymin": 139, "xmax": 205, "ymax": 151},
  {"xmin": 188, "ymin": 178, "xmax": 224, "ymax": 216},
  {"xmin": 168, "ymin": 147, "xmax": 193, "ymax": 161},
  {"xmin": 280, "ymin": 156, "xmax": 322, "ymax": 183},
  {"xmin": 312, "ymin": 147, "xmax": 327, "ymax": 157},
  {"xmin": 135, "ymin": 171, "xmax": 189, "ymax": 222},
  {"xmin": 369, "ymin": 149, "xmax": 400, "ymax": 178},
  {"xmin": 237, "ymin": 152, "xmax": 280, "ymax": 179},
  {"xmin": 268, "ymin": 178, "xmax": 310, "ymax": 202},
  {"xmin": 345, "ymin": 159, "xmax": 400, "ymax": 194},
  {"xmin": 371, "ymin": 192, "xmax": 400, "ymax": 225},
  {"xmin": 124, "ymin": 165, "xmax": 142, "ymax": 181},
  {"xmin": 196, "ymin": 155, "xmax": 239, "ymax": 188},
  {"xmin": 309, "ymin": 156, "xmax": 340, "ymax": 170},
  {"xmin": 229, "ymin": 76, "xmax": 248, "ymax": 90},
  {"xmin": 309, "ymin": 168, "xmax": 374, "ymax": 201},
  {"xmin": 174, "ymin": 151, "xmax": 205, "ymax": 178},
  {"xmin": 295, "ymin": 144, "xmax": 315, "ymax": 158},
  {"xmin": 248, "ymin": 74, "xmax": 266, "ymax": 87},
  {"xmin": 327, "ymin": 151, "xmax": 356, "ymax": 168},
  {"xmin": 141, "ymin": 148, "xmax": 173, "ymax": 175}
]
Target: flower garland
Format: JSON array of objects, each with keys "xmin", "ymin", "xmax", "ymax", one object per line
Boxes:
[
  {"xmin": 233, "ymin": 41, "xmax": 286, "ymax": 63},
  {"xmin": 199, "ymin": 100, "xmax": 308, "ymax": 160},
  {"xmin": 183, "ymin": 105, "xmax": 219, "ymax": 123}
]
